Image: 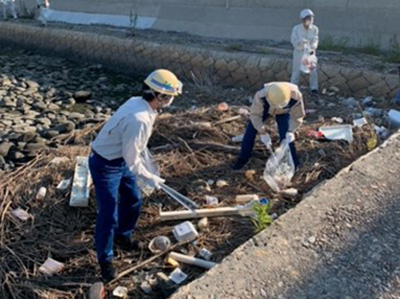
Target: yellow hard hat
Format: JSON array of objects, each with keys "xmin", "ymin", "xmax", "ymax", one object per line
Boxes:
[
  {"xmin": 144, "ymin": 69, "xmax": 183, "ymax": 96},
  {"xmin": 266, "ymin": 83, "xmax": 291, "ymax": 108}
]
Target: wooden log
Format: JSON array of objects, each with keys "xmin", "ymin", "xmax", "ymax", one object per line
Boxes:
[
  {"xmin": 169, "ymin": 252, "xmax": 216, "ymax": 269},
  {"xmin": 159, "ymin": 206, "xmax": 255, "ymax": 221}
]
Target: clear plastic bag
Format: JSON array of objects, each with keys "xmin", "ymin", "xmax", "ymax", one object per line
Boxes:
[
  {"xmin": 263, "ymin": 141, "xmax": 295, "ymax": 192},
  {"xmin": 300, "ymin": 47, "xmax": 318, "ymax": 74},
  {"xmin": 136, "ymin": 148, "xmax": 160, "ymax": 197}
]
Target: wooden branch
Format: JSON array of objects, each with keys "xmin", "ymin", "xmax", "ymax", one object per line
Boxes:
[
  {"xmin": 159, "ymin": 206, "xmax": 254, "ymax": 221},
  {"xmin": 213, "ymin": 115, "xmax": 241, "ymax": 126}
]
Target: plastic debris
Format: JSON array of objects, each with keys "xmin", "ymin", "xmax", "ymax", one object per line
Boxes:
[
  {"xmin": 148, "ymin": 236, "xmax": 171, "ymax": 253},
  {"xmin": 140, "ymin": 281, "xmax": 152, "ymax": 294},
  {"xmin": 364, "ymin": 107, "xmax": 383, "ymax": 117},
  {"xmin": 342, "ymin": 97, "xmax": 358, "ymax": 107},
  {"xmin": 204, "ymin": 195, "xmax": 219, "ymax": 207},
  {"xmin": 217, "ymin": 102, "xmax": 229, "ymax": 111},
  {"xmin": 169, "ymin": 252, "xmax": 217, "ymax": 269},
  {"xmin": 168, "ymin": 268, "xmax": 188, "ymax": 284},
  {"xmin": 231, "ymin": 135, "xmax": 244, "ymax": 142},
  {"xmin": 367, "ymin": 134, "xmax": 378, "ymax": 151},
  {"xmin": 319, "ymin": 125, "xmax": 353, "ymax": 143},
  {"xmin": 374, "ymin": 125, "xmax": 389, "ymax": 139},
  {"xmin": 362, "ymin": 96, "xmax": 373, "ymax": 106},
  {"xmin": 36, "ymin": 187, "xmax": 47, "ymax": 200},
  {"xmin": 331, "ymin": 117, "xmax": 344, "ymax": 124},
  {"xmin": 353, "ymin": 117, "xmax": 368, "ymax": 128},
  {"xmin": 271, "ymin": 213, "xmax": 278, "ymax": 220},
  {"xmin": 197, "ymin": 217, "xmax": 208, "ymax": 230},
  {"xmin": 321, "ymin": 88, "xmax": 327, "ymax": 95},
  {"xmin": 70, "ymin": 156, "xmax": 92, "ymax": 207},
  {"xmin": 11, "ymin": 207, "xmax": 32, "ymax": 221},
  {"xmin": 234, "ymin": 194, "xmax": 259, "ymax": 204},
  {"xmin": 39, "ymin": 258, "xmax": 64, "ymax": 276},
  {"xmin": 112, "ymin": 286, "xmax": 128, "ymax": 298},
  {"xmin": 216, "ymin": 180, "xmax": 229, "ymax": 188},
  {"xmin": 172, "ymin": 221, "xmax": 198, "ymax": 243},
  {"xmin": 198, "ymin": 248, "xmax": 213, "ymax": 261},
  {"xmin": 300, "ymin": 48, "xmax": 317, "ymax": 74},
  {"xmin": 166, "ymin": 257, "xmax": 179, "ymax": 268},
  {"xmin": 57, "ymin": 178, "xmax": 71, "ymax": 190},
  {"xmin": 307, "ymin": 130, "xmax": 325, "ymax": 139},
  {"xmin": 244, "ymin": 170, "xmax": 256, "ymax": 181},
  {"xmin": 388, "ymin": 109, "xmax": 400, "ymax": 127},
  {"xmin": 49, "ymin": 156, "xmax": 70, "ymax": 165},
  {"xmin": 282, "ymin": 188, "xmax": 298, "ymax": 197},
  {"xmin": 238, "ymin": 108, "xmax": 250, "ymax": 116}
]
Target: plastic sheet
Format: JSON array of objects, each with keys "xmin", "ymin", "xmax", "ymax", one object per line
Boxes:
[{"xmin": 300, "ymin": 47, "xmax": 318, "ymax": 74}]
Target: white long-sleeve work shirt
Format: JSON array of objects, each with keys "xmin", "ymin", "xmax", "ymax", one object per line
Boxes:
[
  {"xmin": 91, "ymin": 97, "xmax": 158, "ymax": 181},
  {"xmin": 291, "ymin": 23, "xmax": 319, "ymax": 51}
]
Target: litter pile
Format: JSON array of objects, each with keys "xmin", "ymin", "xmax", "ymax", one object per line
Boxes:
[{"xmin": 0, "ymin": 96, "xmax": 393, "ymax": 298}]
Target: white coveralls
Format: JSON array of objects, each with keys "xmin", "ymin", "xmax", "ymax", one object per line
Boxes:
[
  {"xmin": 290, "ymin": 23, "xmax": 319, "ymax": 91},
  {"xmin": 36, "ymin": 0, "xmax": 49, "ymax": 25},
  {"xmin": 1, "ymin": 0, "xmax": 17, "ymax": 20}
]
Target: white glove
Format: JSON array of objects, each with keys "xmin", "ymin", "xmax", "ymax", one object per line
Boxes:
[
  {"xmin": 285, "ymin": 132, "xmax": 295, "ymax": 143},
  {"xmin": 147, "ymin": 175, "xmax": 165, "ymax": 190},
  {"xmin": 260, "ymin": 133, "xmax": 272, "ymax": 149}
]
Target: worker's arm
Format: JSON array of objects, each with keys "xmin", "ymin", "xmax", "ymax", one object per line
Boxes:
[
  {"xmin": 290, "ymin": 26, "xmax": 305, "ymax": 51},
  {"xmin": 288, "ymin": 90, "xmax": 306, "ymax": 132},
  {"xmin": 250, "ymin": 92, "xmax": 267, "ymax": 134},
  {"xmin": 310, "ymin": 26, "xmax": 319, "ymax": 50}
]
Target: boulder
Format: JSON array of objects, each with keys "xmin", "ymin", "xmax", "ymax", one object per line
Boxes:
[
  {"xmin": 73, "ymin": 90, "xmax": 92, "ymax": 102},
  {"xmin": 0, "ymin": 141, "xmax": 13, "ymax": 157},
  {"xmin": 53, "ymin": 121, "xmax": 76, "ymax": 134}
]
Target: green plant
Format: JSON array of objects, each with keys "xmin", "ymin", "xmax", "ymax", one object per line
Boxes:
[
  {"xmin": 129, "ymin": 9, "xmax": 138, "ymax": 33},
  {"xmin": 318, "ymin": 35, "xmax": 350, "ymax": 52},
  {"xmin": 225, "ymin": 44, "xmax": 243, "ymax": 52},
  {"xmin": 251, "ymin": 201, "xmax": 273, "ymax": 233},
  {"xmin": 358, "ymin": 39, "xmax": 381, "ymax": 56},
  {"xmin": 385, "ymin": 35, "xmax": 400, "ymax": 63}
]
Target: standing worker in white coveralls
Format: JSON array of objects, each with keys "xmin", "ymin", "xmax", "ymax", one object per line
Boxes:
[
  {"xmin": 36, "ymin": 0, "xmax": 50, "ymax": 26},
  {"xmin": 290, "ymin": 9, "xmax": 319, "ymax": 94},
  {"xmin": 89, "ymin": 69, "xmax": 182, "ymax": 281},
  {"xmin": 1, "ymin": 0, "xmax": 17, "ymax": 21}
]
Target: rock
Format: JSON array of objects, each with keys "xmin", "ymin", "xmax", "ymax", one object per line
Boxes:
[
  {"xmin": 33, "ymin": 101, "xmax": 47, "ymax": 110},
  {"xmin": 0, "ymin": 142, "xmax": 13, "ymax": 157},
  {"xmin": 362, "ymin": 96, "xmax": 373, "ymax": 106},
  {"xmin": 64, "ymin": 98, "xmax": 76, "ymax": 106},
  {"xmin": 38, "ymin": 117, "xmax": 52, "ymax": 127},
  {"xmin": 1, "ymin": 98, "xmax": 17, "ymax": 108},
  {"xmin": 23, "ymin": 88, "xmax": 38, "ymax": 96},
  {"xmin": 308, "ymin": 236, "xmax": 316, "ymax": 244},
  {"xmin": 12, "ymin": 151, "xmax": 25, "ymax": 160},
  {"xmin": 0, "ymin": 155, "xmax": 5, "ymax": 166},
  {"xmin": 68, "ymin": 112, "xmax": 86, "ymax": 120},
  {"xmin": 17, "ymin": 142, "xmax": 26, "ymax": 150},
  {"xmin": 21, "ymin": 131, "xmax": 37, "ymax": 143},
  {"xmin": 2, "ymin": 77, "xmax": 12, "ymax": 87},
  {"xmin": 25, "ymin": 142, "xmax": 46, "ymax": 152},
  {"xmin": 47, "ymin": 103, "xmax": 60, "ymax": 111},
  {"xmin": 26, "ymin": 80, "xmax": 40, "ymax": 89},
  {"xmin": 73, "ymin": 90, "xmax": 92, "ymax": 102},
  {"xmin": 342, "ymin": 97, "xmax": 359, "ymax": 108},
  {"xmin": 216, "ymin": 180, "xmax": 229, "ymax": 188},
  {"xmin": 53, "ymin": 121, "xmax": 76, "ymax": 133},
  {"xmin": 328, "ymin": 86, "xmax": 340, "ymax": 93},
  {"xmin": 7, "ymin": 133, "xmax": 22, "ymax": 141}
]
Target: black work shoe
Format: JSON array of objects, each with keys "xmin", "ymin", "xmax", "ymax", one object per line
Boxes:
[
  {"xmin": 114, "ymin": 236, "xmax": 141, "ymax": 251},
  {"xmin": 100, "ymin": 261, "xmax": 117, "ymax": 282},
  {"xmin": 311, "ymin": 89, "xmax": 318, "ymax": 95},
  {"xmin": 232, "ymin": 159, "xmax": 247, "ymax": 171}
]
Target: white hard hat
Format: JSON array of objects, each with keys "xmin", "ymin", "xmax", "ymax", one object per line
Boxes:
[{"xmin": 300, "ymin": 9, "xmax": 314, "ymax": 19}]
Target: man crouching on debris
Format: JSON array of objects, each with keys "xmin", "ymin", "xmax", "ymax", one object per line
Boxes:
[
  {"xmin": 89, "ymin": 69, "xmax": 183, "ymax": 281},
  {"xmin": 233, "ymin": 82, "xmax": 305, "ymax": 170}
]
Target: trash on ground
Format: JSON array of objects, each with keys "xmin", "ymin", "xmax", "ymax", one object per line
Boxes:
[
  {"xmin": 281, "ymin": 188, "xmax": 298, "ymax": 197},
  {"xmin": 244, "ymin": 170, "xmax": 256, "ymax": 181},
  {"xmin": 367, "ymin": 134, "xmax": 378, "ymax": 151},
  {"xmin": 168, "ymin": 268, "xmax": 188, "ymax": 284},
  {"xmin": 234, "ymin": 194, "xmax": 259, "ymax": 204},
  {"xmin": 331, "ymin": 117, "xmax": 344, "ymax": 124},
  {"xmin": 238, "ymin": 108, "xmax": 250, "ymax": 116},
  {"xmin": 231, "ymin": 135, "xmax": 244, "ymax": 142},
  {"xmin": 11, "ymin": 207, "xmax": 32, "ymax": 221},
  {"xmin": 318, "ymin": 149, "xmax": 326, "ymax": 156},
  {"xmin": 300, "ymin": 49, "xmax": 317, "ymax": 74},
  {"xmin": 169, "ymin": 252, "xmax": 217, "ymax": 269},
  {"xmin": 70, "ymin": 156, "xmax": 92, "ymax": 207},
  {"xmin": 329, "ymin": 86, "xmax": 340, "ymax": 93},
  {"xmin": 216, "ymin": 180, "xmax": 229, "ymax": 188},
  {"xmin": 375, "ymin": 125, "xmax": 389, "ymax": 139},
  {"xmin": 271, "ymin": 213, "xmax": 278, "ymax": 220},
  {"xmin": 204, "ymin": 195, "xmax": 218, "ymax": 207},
  {"xmin": 89, "ymin": 282, "xmax": 105, "ymax": 299},
  {"xmin": 263, "ymin": 142, "xmax": 295, "ymax": 192},
  {"xmin": 197, "ymin": 217, "xmax": 208, "ymax": 230},
  {"xmin": 206, "ymin": 179, "xmax": 215, "ymax": 186},
  {"xmin": 388, "ymin": 109, "xmax": 400, "ymax": 127},
  {"xmin": 39, "ymin": 257, "xmax": 64, "ymax": 276},
  {"xmin": 57, "ymin": 178, "xmax": 71, "ymax": 190},
  {"xmin": 160, "ymin": 183, "xmax": 198, "ymax": 210},
  {"xmin": 362, "ymin": 96, "xmax": 373, "ymax": 106},
  {"xmin": 166, "ymin": 257, "xmax": 179, "ymax": 268},
  {"xmin": 172, "ymin": 221, "xmax": 198, "ymax": 243},
  {"xmin": 156, "ymin": 272, "xmax": 170, "ymax": 282},
  {"xmin": 112, "ymin": 286, "xmax": 128, "ymax": 298},
  {"xmin": 306, "ymin": 109, "xmax": 317, "ymax": 114},
  {"xmin": 353, "ymin": 117, "xmax": 368, "ymax": 128},
  {"xmin": 319, "ymin": 125, "xmax": 353, "ymax": 143},
  {"xmin": 307, "ymin": 130, "xmax": 325, "ymax": 139},
  {"xmin": 148, "ymin": 236, "xmax": 171, "ymax": 253},
  {"xmin": 160, "ymin": 205, "xmax": 255, "ymax": 221},
  {"xmin": 198, "ymin": 248, "xmax": 213, "ymax": 261},
  {"xmin": 49, "ymin": 156, "xmax": 70, "ymax": 165},
  {"xmin": 36, "ymin": 187, "xmax": 47, "ymax": 200},
  {"xmin": 217, "ymin": 102, "xmax": 229, "ymax": 111},
  {"xmin": 140, "ymin": 281, "xmax": 152, "ymax": 294},
  {"xmin": 364, "ymin": 107, "xmax": 383, "ymax": 117}
]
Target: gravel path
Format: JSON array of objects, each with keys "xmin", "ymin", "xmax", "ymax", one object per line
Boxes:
[{"xmin": 172, "ymin": 133, "xmax": 400, "ymax": 299}]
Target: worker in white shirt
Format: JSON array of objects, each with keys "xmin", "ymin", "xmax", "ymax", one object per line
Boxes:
[
  {"xmin": 290, "ymin": 9, "xmax": 319, "ymax": 94},
  {"xmin": 89, "ymin": 69, "xmax": 182, "ymax": 281},
  {"xmin": 36, "ymin": 0, "xmax": 49, "ymax": 26},
  {"xmin": 1, "ymin": 0, "xmax": 17, "ymax": 21}
]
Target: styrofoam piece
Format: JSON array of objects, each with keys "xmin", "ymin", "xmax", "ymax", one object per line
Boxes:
[
  {"xmin": 204, "ymin": 196, "xmax": 218, "ymax": 207},
  {"xmin": 231, "ymin": 135, "xmax": 244, "ymax": 142},
  {"xmin": 319, "ymin": 125, "xmax": 353, "ymax": 143},
  {"xmin": 36, "ymin": 187, "xmax": 47, "ymax": 200},
  {"xmin": 168, "ymin": 268, "xmax": 188, "ymax": 284},
  {"xmin": 11, "ymin": 207, "xmax": 31, "ymax": 221},
  {"xmin": 112, "ymin": 286, "xmax": 128, "ymax": 298},
  {"xmin": 388, "ymin": 109, "xmax": 400, "ymax": 127},
  {"xmin": 39, "ymin": 258, "xmax": 64, "ymax": 276},
  {"xmin": 57, "ymin": 178, "xmax": 71, "ymax": 190},
  {"xmin": 353, "ymin": 117, "xmax": 368, "ymax": 128},
  {"xmin": 172, "ymin": 221, "xmax": 198, "ymax": 243},
  {"xmin": 70, "ymin": 156, "xmax": 92, "ymax": 207}
]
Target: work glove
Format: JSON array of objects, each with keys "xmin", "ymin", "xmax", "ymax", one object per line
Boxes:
[
  {"xmin": 260, "ymin": 133, "xmax": 272, "ymax": 149},
  {"xmin": 285, "ymin": 132, "xmax": 295, "ymax": 144},
  {"xmin": 147, "ymin": 175, "xmax": 165, "ymax": 190}
]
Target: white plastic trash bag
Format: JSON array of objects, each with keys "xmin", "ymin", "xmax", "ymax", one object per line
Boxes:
[
  {"xmin": 137, "ymin": 148, "xmax": 160, "ymax": 196},
  {"xmin": 263, "ymin": 141, "xmax": 295, "ymax": 192},
  {"xmin": 300, "ymin": 48, "xmax": 318, "ymax": 74}
]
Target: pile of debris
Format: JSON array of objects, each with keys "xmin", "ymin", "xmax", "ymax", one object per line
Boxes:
[{"xmin": 0, "ymin": 95, "xmax": 391, "ymax": 298}]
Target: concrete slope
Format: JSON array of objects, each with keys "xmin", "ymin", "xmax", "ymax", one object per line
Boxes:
[{"xmin": 171, "ymin": 132, "xmax": 400, "ymax": 299}]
